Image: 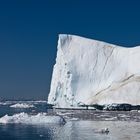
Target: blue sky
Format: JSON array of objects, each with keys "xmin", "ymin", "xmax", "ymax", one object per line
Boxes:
[{"xmin": 0, "ymin": 0, "xmax": 140, "ymax": 100}]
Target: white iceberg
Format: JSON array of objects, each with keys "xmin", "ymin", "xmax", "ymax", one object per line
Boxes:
[
  {"xmin": 48, "ymin": 34, "xmax": 140, "ymax": 108},
  {"xmin": 10, "ymin": 103, "xmax": 35, "ymax": 108},
  {"xmin": 0, "ymin": 112, "xmax": 66, "ymax": 125}
]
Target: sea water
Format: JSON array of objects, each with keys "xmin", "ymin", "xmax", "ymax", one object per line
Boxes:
[{"xmin": 0, "ymin": 101, "xmax": 140, "ymax": 140}]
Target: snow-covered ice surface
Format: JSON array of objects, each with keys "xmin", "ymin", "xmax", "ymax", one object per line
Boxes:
[
  {"xmin": 10, "ymin": 103, "xmax": 35, "ymax": 108},
  {"xmin": 0, "ymin": 112, "xmax": 66, "ymax": 125},
  {"xmin": 48, "ymin": 34, "xmax": 140, "ymax": 108}
]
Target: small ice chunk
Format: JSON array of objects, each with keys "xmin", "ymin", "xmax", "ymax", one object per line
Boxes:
[
  {"xmin": 94, "ymin": 128, "xmax": 109, "ymax": 134},
  {"xmin": 0, "ymin": 113, "xmax": 66, "ymax": 125},
  {"xmin": 10, "ymin": 103, "xmax": 35, "ymax": 108}
]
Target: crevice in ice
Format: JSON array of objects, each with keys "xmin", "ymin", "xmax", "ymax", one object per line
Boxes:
[
  {"xmin": 94, "ymin": 85, "xmax": 112, "ymax": 97},
  {"xmin": 97, "ymin": 47, "xmax": 115, "ymax": 88},
  {"xmin": 92, "ymin": 49, "xmax": 99, "ymax": 72},
  {"xmin": 92, "ymin": 74, "xmax": 140, "ymax": 100},
  {"xmin": 102, "ymin": 47, "xmax": 115, "ymax": 73},
  {"xmin": 121, "ymin": 74, "xmax": 134, "ymax": 83}
]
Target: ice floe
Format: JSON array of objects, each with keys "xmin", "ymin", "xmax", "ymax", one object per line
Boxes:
[
  {"xmin": 0, "ymin": 112, "xmax": 66, "ymax": 125},
  {"xmin": 10, "ymin": 103, "xmax": 35, "ymax": 108}
]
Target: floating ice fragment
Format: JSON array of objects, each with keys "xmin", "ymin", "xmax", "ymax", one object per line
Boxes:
[
  {"xmin": 0, "ymin": 113, "xmax": 66, "ymax": 125},
  {"xmin": 94, "ymin": 128, "xmax": 109, "ymax": 134},
  {"xmin": 10, "ymin": 103, "xmax": 35, "ymax": 108}
]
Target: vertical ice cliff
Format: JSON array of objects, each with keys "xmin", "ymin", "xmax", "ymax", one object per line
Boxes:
[{"xmin": 48, "ymin": 34, "xmax": 140, "ymax": 108}]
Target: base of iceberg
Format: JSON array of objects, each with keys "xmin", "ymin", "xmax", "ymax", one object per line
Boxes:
[
  {"xmin": 0, "ymin": 113, "xmax": 66, "ymax": 125},
  {"xmin": 91, "ymin": 103, "xmax": 140, "ymax": 111}
]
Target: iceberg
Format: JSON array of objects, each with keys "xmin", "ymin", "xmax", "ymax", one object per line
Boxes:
[
  {"xmin": 0, "ymin": 113, "xmax": 66, "ymax": 125},
  {"xmin": 0, "ymin": 100, "xmax": 47, "ymax": 106},
  {"xmin": 48, "ymin": 34, "xmax": 140, "ymax": 108},
  {"xmin": 10, "ymin": 103, "xmax": 35, "ymax": 108}
]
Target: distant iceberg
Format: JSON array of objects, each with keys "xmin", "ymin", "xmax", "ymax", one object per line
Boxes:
[
  {"xmin": 0, "ymin": 100, "xmax": 47, "ymax": 106},
  {"xmin": 48, "ymin": 34, "xmax": 140, "ymax": 108},
  {"xmin": 0, "ymin": 112, "xmax": 66, "ymax": 125},
  {"xmin": 10, "ymin": 103, "xmax": 35, "ymax": 108}
]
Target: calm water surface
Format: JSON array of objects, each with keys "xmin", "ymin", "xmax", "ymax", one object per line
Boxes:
[
  {"xmin": 0, "ymin": 101, "xmax": 140, "ymax": 140},
  {"xmin": 1, "ymin": 121, "xmax": 140, "ymax": 140}
]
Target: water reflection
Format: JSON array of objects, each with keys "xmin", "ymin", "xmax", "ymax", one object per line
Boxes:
[{"xmin": 0, "ymin": 121, "xmax": 140, "ymax": 140}]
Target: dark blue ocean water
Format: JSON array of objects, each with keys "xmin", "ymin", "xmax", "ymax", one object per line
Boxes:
[{"xmin": 0, "ymin": 101, "xmax": 140, "ymax": 140}]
